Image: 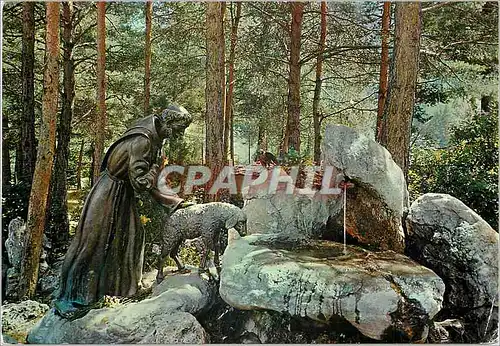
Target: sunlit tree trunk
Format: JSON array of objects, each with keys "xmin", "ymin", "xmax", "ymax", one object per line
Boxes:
[
  {"xmin": 225, "ymin": 1, "xmax": 241, "ymax": 165},
  {"xmin": 144, "ymin": 0, "xmax": 152, "ymax": 116},
  {"xmin": 19, "ymin": 2, "xmax": 60, "ymax": 299},
  {"xmin": 47, "ymin": 1, "xmax": 75, "ymax": 259},
  {"xmin": 19, "ymin": 1, "xmax": 37, "ymax": 188},
  {"xmin": 381, "ymin": 2, "xmax": 422, "ymax": 179},
  {"xmin": 93, "ymin": 1, "xmax": 107, "ymax": 183},
  {"xmin": 205, "ymin": 1, "xmax": 225, "ymax": 199},
  {"xmin": 312, "ymin": 1, "xmax": 327, "ymax": 163},
  {"xmin": 376, "ymin": 2, "xmax": 391, "ymax": 142},
  {"xmin": 285, "ymin": 2, "xmax": 304, "ymax": 154}
]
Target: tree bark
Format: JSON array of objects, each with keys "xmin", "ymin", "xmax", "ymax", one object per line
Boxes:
[
  {"xmin": 19, "ymin": 1, "xmax": 60, "ymax": 299},
  {"xmin": 312, "ymin": 1, "xmax": 327, "ymax": 163},
  {"xmin": 20, "ymin": 1, "xmax": 37, "ymax": 188},
  {"xmin": 376, "ymin": 2, "xmax": 391, "ymax": 143},
  {"xmin": 144, "ymin": 0, "xmax": 152, "ymax": 116},
  {"xmin": 257, "ymin": 117, "xmax": 268, "ymax": 152},
  {"xmin": 76, "ymin": 139, "xmax": 84, "ymax": 191},
  {"xmin": 224, "ymin": 2, "xmax": 241, "ymax": 166},
  {"xmin": 47, "ymin": 1, "xmax": 74, "ymax": 259},
  {"xmin": 205, "ymin": 1, "xmax": 225, "ymax": 199},
  {"xmin": 285, "ymin": 2, "xmax": 304, "ymax": 154},
  {"xmin": 15, "ymin": 145, "xmax": 22, "ymax": 185},
  {"xmin": 381, "ymin": 2, "xmax": 421, "ymax": 179},
  {"xmin": 2, "ymin": 114, "xmax": 12, "ymax": 187},
  {"xmin": 220, "ymin": 3, "xmax": 227, "ymax": 164},
  {"xmin": 93, "ymin": 1, "xmax": 107, "ymax": 183}
]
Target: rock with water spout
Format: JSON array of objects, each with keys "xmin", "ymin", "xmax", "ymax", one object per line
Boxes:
[
  {"xmin": 321, "ymin": 125, "xmax": 408, "ymax": 253},
  {"xmin": 406, "ymin": 193, "xmax": 498, "ymax": 343},
  {"xmin": 220, "ymin": 230, "xmax": 445, "ymax": 342}
]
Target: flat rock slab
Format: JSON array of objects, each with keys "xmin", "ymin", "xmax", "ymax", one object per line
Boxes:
[
  {"xmin": 220, "ymin": 231, "xmax": 445, "ymax": 341},
  {"xmin": 28, "ymin": 273, "xmax": 215, "ymax": 344}
]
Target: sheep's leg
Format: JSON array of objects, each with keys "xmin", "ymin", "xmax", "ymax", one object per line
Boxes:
[
  {"xmin": 170, "ymin": 240, "xmax": 186, "ymax": 272},
  {"xmin": 198, "ymin": 240, "xmax": 209, "ymax": 274},
  {"xmin": 156, "ymin": 251, "xmax": 168, "ymax": 284},
  {"xmin": 214, "ymin": 231, "xmax": 221, "ymax": 273},
  {"xmin": 156, "ymin": 237, "xmax": 175, "ymax": 283}
]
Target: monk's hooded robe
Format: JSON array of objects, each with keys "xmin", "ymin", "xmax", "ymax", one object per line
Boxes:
[{"xmin": 55, "ymin": 115, "xmax": 182, "ymax": 317}]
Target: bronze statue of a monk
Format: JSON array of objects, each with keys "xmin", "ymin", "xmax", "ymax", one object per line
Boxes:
[{"xmin": 54, "ymin": 105, "xmax": 192, "ymax": 317}]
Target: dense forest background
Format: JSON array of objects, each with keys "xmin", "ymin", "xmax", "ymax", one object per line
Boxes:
[{"xmin": 1, "ymin": 1, "xmax": 498, "ymax": 299}]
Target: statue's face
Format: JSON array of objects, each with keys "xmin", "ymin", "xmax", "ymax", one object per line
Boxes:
[
  {"xmin": 170, "ymin": 122, "xmax": 188, "ymax": 139},
  {"xmin": 157, "ymin": 120, "xmax": 188, "ymax": 140}
]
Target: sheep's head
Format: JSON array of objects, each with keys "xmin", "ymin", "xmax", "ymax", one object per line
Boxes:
[{"xmin": 225, "ymin": 207, "xmax": 247, "ymax": 237}]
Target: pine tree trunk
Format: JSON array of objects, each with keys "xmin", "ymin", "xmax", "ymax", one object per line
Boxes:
[
  {"xmin": 205, "ymin": 1, "xmax": 225, "ymax": 199},
  {"xmin": 376, "ymin": 2, "xmax": 391, "ymax": 143},
  {"xmin": 144, "ymin": 0, "xmax": 152, "ymax": 116},
  {"xmin": 312, "ymin": 1, "xmax": 327, "ymax": 164},
  {"xmin": 47, "ymin": 1, "xmax": 74, "ymax": 259},
  {"xmin": 286, "ymin": 2, "xmax": 304, "ymax": 154},
  {"xmin": 15, "ymin": 145, "xmax": 22, "ymax": 184},
  {"xmin": 257, "ymin": 117, "xmax": 268, "ymax": 152},
  {"xmin": 76, "ymin": 139, "xmax": 84, "ymax": 191},
  {"xmin": 20, "ymin": 1, "xmax": 37, "ymax": 188},
  {"xmin": 2, "ymin": 113, "xmax": 12, "ymax": 187},
  {"xmin": 381, "ymin": 2, "xmax": 421, "ymax": 179},
  {"xmin": 19, "ymin": 2, "xmax": 60, "ymax": 299},
  {"xmin": 93, "ymin": 1, "xmax": 107, "ymax": 183},
  {"xmin": 220, "ymin": 3, "xmax": 227, "ymax": 164},
  {"xmin": 224, "ymin": 2, "xmax": 241, "ymax": 166}
]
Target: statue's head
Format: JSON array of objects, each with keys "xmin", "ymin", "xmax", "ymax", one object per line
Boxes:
[{"xmin": 156, "ymin": 104, "xmax": 193, "ymax": 139}]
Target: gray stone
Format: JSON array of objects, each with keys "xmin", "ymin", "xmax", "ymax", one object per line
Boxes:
[
  {"xmin": 5, "ymin": 268, "xmax": 19, "ymax": 300},
  {"xmin": 321, "ymin": 125, "xmax": 408, "ymax": 215},
  {"xmin": 220, "ymin": 230, "xmax": 444, "ymax": 341},
  {"xmin": 2, "ymin": 300, "xmax": 49, "ymax": 343},
  {"xmin": 138, "ymin": 312, "xmax": 208, "ymax": 344},
  {"xmin": 243, "ymin": 185, "xmax": 339, "ymax": 241},
  {"xmin": 406, "ymin": 193, "xmax": 499, "ymax": 342},
  {"xmin": 28, "ymin": 273, "xmax": 216, "ymax": 344},
  {"xmin": 38, "ymin": 259, "xmax": 63, "ymax": 298},
  {"xmin": 2, "ymin": 334, "xmax": 19, "ymax": 344},
  {"xmin": 321, "ymin": 125, "xmax": 407, "ymax": 252},
  {"xmin": 5, "ymin": 218, "xmax": 26, "ymax": 270}
]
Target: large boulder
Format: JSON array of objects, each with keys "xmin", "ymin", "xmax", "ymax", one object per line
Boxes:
[
  {"xmin": 405, "ymin": 193, "xmax": 498, "ymax": 342},
  {"xmin": 220, "ymin": 230, "xmax": 445, "ymax": 341},
  {"xmin": 243, "ymin": 191, "xmax": 338, "ymax": 241},
  {"xmin": 242, "ymin": 166, "xmax": 341, "ymax": 241},
  {"xmin": 28, "ymin": 272, "xmax": 215, "ymax": 344},
  {"xmin": 2, "ymin": 300, "xmax": 49, "ymax": 343},
  {"xmin": 322, "ymin": 125, "xmax": 408, "ymax": 252}
]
